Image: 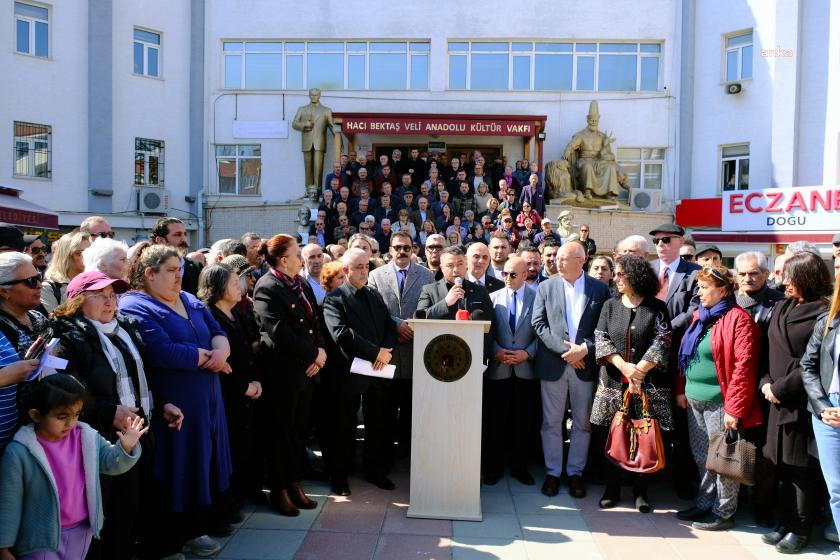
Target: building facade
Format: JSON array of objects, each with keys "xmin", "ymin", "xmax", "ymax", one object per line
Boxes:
[{"xmin": 2, "ymin": 0, "xmax": 838, "ymax": 253}]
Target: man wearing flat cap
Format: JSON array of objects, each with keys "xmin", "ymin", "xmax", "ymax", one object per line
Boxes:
[
  {"xmin": 649, "ymin": 222, "xmax": 702, "ymax": 500},
  {"xmin": 695, "ymin": 245, "xmax": 723, "ymax": 268}
]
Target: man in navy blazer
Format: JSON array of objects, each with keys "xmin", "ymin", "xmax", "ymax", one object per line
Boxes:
[{"xmin": 532, "ymin": 241, "xmax": 609, "ymax": 498}]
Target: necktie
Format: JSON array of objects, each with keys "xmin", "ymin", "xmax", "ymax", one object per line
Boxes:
[
  {"xmin": 398, "ymin": 269, "xmax": 407, "ymax": 297},
  {"xmin": 657, "ymin": 267, "xmax": 670, "ymax": 301},
  {"xmin": 509, "ymin": 290, "xmax": 517, "ymax": 332}
]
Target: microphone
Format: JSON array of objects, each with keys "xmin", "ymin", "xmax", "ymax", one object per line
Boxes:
[
  {"xmin": 454, "ymin": 277, "xmax": 466, "ymax": 310},
  {"xmin": 469, "ymin": 309, "xmax": 486, "ymax": 321},
  {"xmin": 414, "ymin": 309, "xmax": 427, "ymax": 319}
]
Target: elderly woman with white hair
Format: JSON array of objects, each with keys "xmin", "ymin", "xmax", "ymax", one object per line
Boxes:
[{"xmin": 84, "ymin": 236, "xmax": 130, "ymax": 280}]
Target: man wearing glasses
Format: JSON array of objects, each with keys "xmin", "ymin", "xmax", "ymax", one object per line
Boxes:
[
  {"xmin": 649, "ymin": 223, "xmax": 702, "ymax": 501},
  {"xmin": 23, "ymin": 237, "xmax": 47, "ymax": 278},
  {"xmin": 368, "ymin": 232, "xmax": 434, "ymax": 461},
  {"xmin": 422, "ymin": 234, "xmax": 447, "ymax": 280},
  {"xmin": 79, "ymin": 216, "xmax": 115, "ymax": 240}
]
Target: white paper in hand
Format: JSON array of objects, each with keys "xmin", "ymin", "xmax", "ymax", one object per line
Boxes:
[
  {"xmin": 28, "ymin": 338, "xmax": 68, "ymax": 381},
  {"xmin": 350, "ymin": 357, "xmax": 395, "ymax": 379}
]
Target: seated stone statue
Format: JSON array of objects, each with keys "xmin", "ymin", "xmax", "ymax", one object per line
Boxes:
[{"xmin": 562, "ymin": 100, "xmax": 623, "ymax": 200}]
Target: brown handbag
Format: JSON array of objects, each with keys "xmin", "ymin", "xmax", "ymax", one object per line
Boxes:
[
  {"xmin": 705, "ymin": 429, "xmax": 756, "ymax": 486},
  {"xmin": 605, "ymin": 388, "xmax": 666, "ymax": 473}
]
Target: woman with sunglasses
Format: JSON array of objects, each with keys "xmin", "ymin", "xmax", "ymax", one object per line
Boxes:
[
  {"xmin": 41, "ymin": 231, "xmax": 91, "ymax": 314},
  {"xmin": 591, "ymin": 254, "xmax": 672, "ymax": 512},
  {"xmin": 0, "ymin": 252, "xmax": 52, "ymax": 360},
  {"xmin": 674, "ymin": 265, "xmax": 762, "ymax": 531}
]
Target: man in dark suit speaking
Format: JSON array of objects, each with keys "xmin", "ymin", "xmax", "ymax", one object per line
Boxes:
[
  {"xmin": 323, "ymin": 247, "xmax": 397, "ymax": 495},
  {"xmin": 532, "ymin": 240, "xmax": 609, "ymax": 498},
  {"xmin": 417, "ymin": 246, "xmax": 495, "ymax": 360}
]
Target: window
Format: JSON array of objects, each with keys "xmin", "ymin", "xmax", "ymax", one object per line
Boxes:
[
  {"xmin": 721, "ymin": 144, "xmax": 749, "ymax": 192},
  {"xmin": 447, "ymin": 41, "xmax": 660, "ymax": 91},
  {"xmin": 222, "ymin": 40, "xmax": 429, "ymax": 90},
  {"xmin": 616, "ymin": 148, "xmax": 665, "ymax": 191},
  {"xmin": 15, "ymin": 2, "xmax": 48, "ymax": 57},
  {"xmin": 215, "ymin": 145, "xmax": 261, "ymax": 195},
  {"xmin": 725, "ymin": 31, "xmax": 753, "ymax": 82},
  {"xmin": 134, "ymin": 28, "xmax": 161, "ymax": 77},
  {"xmin": 13, "ymin": 121, "xmax": 51, "ymax": 178},
  {"xmin": 135, "ymin": 138, "xmax": 164, "ymax": 186}
]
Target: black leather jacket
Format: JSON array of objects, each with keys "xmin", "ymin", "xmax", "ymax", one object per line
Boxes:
[{"xmin": 800, "ymin": 312, "xmax": 840, "ymax": 417}]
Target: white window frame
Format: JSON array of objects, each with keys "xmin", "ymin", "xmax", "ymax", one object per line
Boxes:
[
  {"xmin": 215, "ymin": 144, "xmax": 262, "ymax": 196},
  {"xmin": 616, "ymin": 147, "xmax": 666, "ymax": 191},
  {"xmin": 447, "ymin": 41, "xmax": 661, "ymax": 92},
  {"xmin": 719, "ymin": 143, "xmax": 750, "ymax": 193},
  {"xmin": 723, "ymin": 30, "xmax": 753, "ymax": 83},
  {"xmin": 134, "ymin": 27, "xmax": 161, "ymax": 78},
  {"xmin": 13, "ymin": 121, "xmax": 51, "ymax": 179},
  {"xmin": 221, "ymin": 40, "xmax": 429, "ymax": 91},
  {"xmin": 14, "ymin": 1, "xmax": 49, "ymax": 58},
  {"xmin": 134, "ymin": 138, "xmax": 164, "ymax": 186}
]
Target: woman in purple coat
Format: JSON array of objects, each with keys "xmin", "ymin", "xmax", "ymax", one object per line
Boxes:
[{"xmin": 119, "ymin": 243, "xmax": 234, "ymax": 559}]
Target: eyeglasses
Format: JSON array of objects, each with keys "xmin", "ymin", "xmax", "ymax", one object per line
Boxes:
[
  {"xmin": 391, "ymin": 244, "xmax": 411, "ymax": 253},
  {"xmin": 501, "ymin": 271, "xmax": 518, "ymax": 279},
  {"xmin": 90, "ymin": 231, "xmax": 116, "ymax": 239},
  {"xmin": 652, "ymin": 236, "xmax": 677, "ymax": 245},
  {"xmin": 580, "ymin": 229, "xmax": 589, "ymax": 233},
  {"xmin": 86, "ymin": 292, "xmax": 118, "ymax": 302},
  {"xmin": 2, "ymin": 274, "xmax": 42, "ymax": 289},
  {"xmin": 426, "ymin": 245, "xmax": 444, "ymax": 251},
  {"xmin": 28, "ymin": 246, "xmax": 43, "ymax": 254}
]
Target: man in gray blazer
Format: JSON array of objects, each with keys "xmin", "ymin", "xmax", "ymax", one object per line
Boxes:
[
  {"xmin": 367, "ymin": 231, "xmax": 435, "ymax": 459},
  {"xmin": 484, "ymin": 255, "xmax": 540, "ymax": 487},
  {"xmin": 532, "ymin": 241, "xmax": 609, "ymax": 498}
]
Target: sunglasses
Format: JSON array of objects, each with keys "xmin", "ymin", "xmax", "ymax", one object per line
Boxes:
[
  {"xmin": 2, "ymin": 274, "xmax": 42, "ymax": 289},
  {"xmin": 652, "ymin": 236, "xmax": 677, "ymax": 245},
  {"xmin": 703, "ymin": 267, "xmax": 729, "ymax": 284},
  {"xmin": 682, "ymin": 254, "xmax": 695, "ymax": 261},
  {"xmin": 28, "ymin": 246, "xmax": 44, "ymax": 254},
  {"xmin": 426, "ymin": 245, "xmax": 444, "ymax": 251},
  {"xmin": 834, "ymin": 242, "xmax": 840, "ymax": 248},
  {"xmin": 91, "ymin": 231, "xmax": 116, "ymax": 239},
  {"xmin": 391, "ymin": 244, "xmax": 411, "ymax": 253},
  {"xmin": 501, "ymin": 271, "xmax": 518, "ymax": 279}
]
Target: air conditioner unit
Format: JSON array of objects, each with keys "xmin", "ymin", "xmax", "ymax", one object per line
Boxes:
[
  {"xmin": 138, "ymin": 187, "xmax": 170, "ymax": 214},
  {"xmin": 631, "ymin": 190, "xmax": 663, "ymax": 212}
]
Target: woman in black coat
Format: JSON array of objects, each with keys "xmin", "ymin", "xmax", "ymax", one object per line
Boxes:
[
  {"xmin": 198, "ymin": 263, "xmax": 264, "ymax": 507},
  {"xmin": 591, "ymin": 255, "xmax": 672, "ymax": 513},
  {"xmin": 759, "ymin": 252, "xmax": 832, "ymax": 553},
  {"xmin": 252, "ymin": 234, "xmax": 326, "ymax": 517},
  {"xmin": 52, "ymin": 271, "xmax": 183, "ymax": 560}
]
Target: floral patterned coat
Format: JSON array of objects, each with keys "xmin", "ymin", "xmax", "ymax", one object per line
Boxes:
[{"xmin": 591, "ymin": 296, "xmax": 673, "ymax": 428}]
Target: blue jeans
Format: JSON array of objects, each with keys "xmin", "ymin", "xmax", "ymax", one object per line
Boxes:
[{"xmin": 812, "ymin": 393, "xmax": 840, "ymax": 551}]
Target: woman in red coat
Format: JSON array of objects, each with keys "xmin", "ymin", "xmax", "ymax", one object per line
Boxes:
[{"xmin": 674, "ymin": 265, "xmax": 761, "ymax": 531}]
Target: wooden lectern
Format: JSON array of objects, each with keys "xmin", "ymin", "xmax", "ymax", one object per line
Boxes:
[{"xmin": 406, "ymin": 318, "xmax": 492, "ymax": 521}]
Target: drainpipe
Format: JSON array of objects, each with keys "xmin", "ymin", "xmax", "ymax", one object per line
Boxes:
[{"xmin": 196, "ymin": 187, "xmax": 206, "ymax": 247}]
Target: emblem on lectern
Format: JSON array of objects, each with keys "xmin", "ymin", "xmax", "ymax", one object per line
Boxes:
[{"xmin": 423, "ymin": 334, "xmax": 472, "ymax": 382}]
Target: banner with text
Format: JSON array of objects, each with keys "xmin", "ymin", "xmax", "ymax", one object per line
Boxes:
[
  {"xmin": 722, "ymin": 186, "xmax": 840, "ymax": 231},
  {"xmin": 340, "ymin": 117, "xmax": 536, "ymax": 136}
]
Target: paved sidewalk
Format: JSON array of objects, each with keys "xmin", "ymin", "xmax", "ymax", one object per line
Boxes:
[{"xmin": 192, "ymin": 464, "xmax": 839, "ymax": 560}]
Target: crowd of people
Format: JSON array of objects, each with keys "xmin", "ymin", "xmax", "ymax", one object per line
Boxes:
[{"xmin": 0, "ymin": 147, "xmax": 839, "ymax": 560}]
